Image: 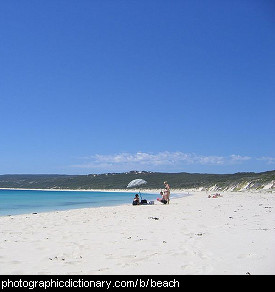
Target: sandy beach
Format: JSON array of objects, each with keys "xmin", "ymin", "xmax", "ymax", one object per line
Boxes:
[{"xmin": 0, "ymin": 189, "xmax": 274, "ymax": 275}]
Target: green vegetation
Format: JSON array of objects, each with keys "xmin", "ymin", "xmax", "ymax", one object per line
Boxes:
[{"xmin": 0, "ymin": 170, "xmax": 274, "ymax": 191}]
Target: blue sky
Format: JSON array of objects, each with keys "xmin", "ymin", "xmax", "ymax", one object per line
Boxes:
[{"xmin": 0, "ymin": 0, "xmax": 274, "ymax": 174}]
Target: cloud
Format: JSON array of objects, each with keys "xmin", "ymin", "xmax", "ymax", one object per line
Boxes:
[
  {"xmin": 230, "ymin": 154, "xmax": 251, "ymax": 163},
  {"xmin": 71, "ymin": 151, "xmax": 260, "ymax": 172},
  {"xmin": 257, "ymin": 156, "xmax": 275, "ymax": 165}
]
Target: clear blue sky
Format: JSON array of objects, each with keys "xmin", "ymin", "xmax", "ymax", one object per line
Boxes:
[{"xmin": 1, "ymin": 0, "xmax": 274, "ymax": 174}]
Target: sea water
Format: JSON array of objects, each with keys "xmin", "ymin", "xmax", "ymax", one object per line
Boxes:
[{"xmin": 0, "ymin": 189, "xmax": 163, "ymax": 216}]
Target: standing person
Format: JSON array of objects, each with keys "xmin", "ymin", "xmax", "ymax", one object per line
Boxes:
[{"xmin": 164, "ymin": 181, "xmax": 170, "ymax": 204}]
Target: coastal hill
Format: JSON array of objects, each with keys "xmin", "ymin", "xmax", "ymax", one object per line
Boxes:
[{"xmin": 0, "ymin": 170, "xmax": 274, "ymax": 191}]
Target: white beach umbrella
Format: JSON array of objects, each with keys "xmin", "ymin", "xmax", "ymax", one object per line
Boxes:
[{"xmin": 127, "ymin": 179, "xmax": 147, "ymax": 188}]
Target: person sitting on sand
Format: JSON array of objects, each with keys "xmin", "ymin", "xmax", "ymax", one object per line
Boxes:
[
  {"xmin": 132, "ymin": 194, "xmax": 140, "ymax": 205},
  {"xmin": 157, "ymin": 191, "xmax": 168, "ymax": 204}
]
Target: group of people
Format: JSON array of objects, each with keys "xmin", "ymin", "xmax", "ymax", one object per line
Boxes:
[{"xmin": 132, "ymin": 181, "xmax": 170, "ymax": 205}]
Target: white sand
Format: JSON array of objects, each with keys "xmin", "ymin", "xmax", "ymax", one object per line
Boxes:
[{"xmin": 0, "ymin": 190, "xmax": 274, "ymax": 275}]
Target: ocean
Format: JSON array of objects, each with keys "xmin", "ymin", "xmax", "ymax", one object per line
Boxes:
[{"xmin": 0, "ymin": 189, "xmax": 161, "ymax": 216}]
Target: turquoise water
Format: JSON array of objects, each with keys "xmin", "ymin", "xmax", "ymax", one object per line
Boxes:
[{"xmin": 0, "ymin": 189, "xmax": 162, "ymax": 216}]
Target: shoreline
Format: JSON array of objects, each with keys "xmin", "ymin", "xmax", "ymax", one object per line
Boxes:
[
  {"xmin": 0, "ymin": 187, "xmax": 273, "ymax": 217},
  {"xmin": 1, "ymin": 187, "xmax": 273, "ymax": 218},
  {"xmin": 0, "ymin": 188, "xmax": 188, "ymax": 218}
]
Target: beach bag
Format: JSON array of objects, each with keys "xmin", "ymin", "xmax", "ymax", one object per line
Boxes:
[{"xmin": 140, "ymin": 199, "xmax": 147, "ymax": 205}]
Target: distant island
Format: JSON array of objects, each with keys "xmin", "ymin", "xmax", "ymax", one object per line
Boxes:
[{"xmin": 0, "ymin": 170, "xmax": 274, "ymax": 191}]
